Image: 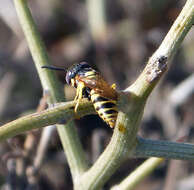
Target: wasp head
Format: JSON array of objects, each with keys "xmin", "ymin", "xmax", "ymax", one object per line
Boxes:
[
  {"xmin": 42, "ymin": 62, "xmax": 92, "ymax": 87},
  {"xmin": 65, "ymin": 62, "xmax": 91, "ymax": 85}
]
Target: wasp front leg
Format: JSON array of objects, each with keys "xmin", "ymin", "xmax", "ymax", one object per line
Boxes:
[
  {"xmin": 111, "ymin": 83, "xmax": 117, "ymax": 90},
  {"xmin": 74, "ymin": 82, "xmax": 85, "ymax": 112}
]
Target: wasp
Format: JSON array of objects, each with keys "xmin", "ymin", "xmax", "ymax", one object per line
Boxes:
[{"xmin": 42, "ymin": 62, "xmax": 118, "ymax": 128}]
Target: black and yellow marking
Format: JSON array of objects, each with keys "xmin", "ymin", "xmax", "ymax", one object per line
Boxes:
[{"xmin": 90, "ymin": 90, "xmax": 117, "ymax": 128}]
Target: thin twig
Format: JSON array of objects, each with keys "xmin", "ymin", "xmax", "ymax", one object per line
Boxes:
[
  {"xmin": 13, "ymin": 0, "xmax": 89, "ymax": 181},
  {"xmin": 169, "ymin": 73, "xmax": 194, "ymax": 107},
  {"xmin": 0, "ymin": 99, "xmax": 94, "ymax": 142},
  {"xmin": 86, "ymin": 0, "xmax": 107, "ymax": 42},
  {"xmin": 134, "ymin": 137, "xmax": 194, "ymax": 160},
  {"xmin": 111, "ymin": 157, "xmax": 164, "ymax": 190}
]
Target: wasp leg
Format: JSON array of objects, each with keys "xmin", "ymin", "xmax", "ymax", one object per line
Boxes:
[
  {"xmin": 111, "ymin": 83, "xmax": 117, "ymax": 90},
  {"xmin": 74, "ymin": 82, "xmax": 85, "ymax": 112}
]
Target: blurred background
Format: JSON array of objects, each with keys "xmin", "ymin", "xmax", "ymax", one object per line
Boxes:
[{"xmin": 0, "ymin": 0, "xmax": 194, "ymax": 189}]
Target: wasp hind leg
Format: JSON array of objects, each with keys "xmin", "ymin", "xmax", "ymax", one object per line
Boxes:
[{"xmin": 74, "ymin": 82, "xmax": 85, "ymax": 112}]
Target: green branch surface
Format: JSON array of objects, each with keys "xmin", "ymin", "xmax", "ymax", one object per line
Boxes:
[
  {"xmin": 77, "ymin": 93, "xmax": 145, "ymax": 190},
  {"xmin": 0, "ymin": 100, "xmax": 94, "ymax": 142},
  {"xmin": 134, "ymin": 137, "xmax": 194, "ymax": 160}
]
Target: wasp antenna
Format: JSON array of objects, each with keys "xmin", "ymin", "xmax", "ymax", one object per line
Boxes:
[{"xmin": 41, "ymin": 65, "xmax": 66, "ymax": 72}]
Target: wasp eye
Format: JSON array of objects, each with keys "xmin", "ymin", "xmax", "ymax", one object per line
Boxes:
[
  {"xmin": 66, "ymin": 62, "xmax": 92, "ymax": 85},
  {"xmin": 65, "ymin": 71, "xmax": 72, "ymax": 85}
]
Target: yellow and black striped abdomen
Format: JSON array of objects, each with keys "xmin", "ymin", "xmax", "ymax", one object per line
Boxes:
[{"xmin": 90, "ymin": 89, "xmax": 118, "ymax": 128}]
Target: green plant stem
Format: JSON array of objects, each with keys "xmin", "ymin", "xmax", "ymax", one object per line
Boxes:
[
  {"xmin": 153, "ymin": 0, "xmax": 194, "ymax": 59},
  {"xmin": 111, "ymin": 1, "xmax": 194, "ymax": 189},
  {"xmin": 134, "ymin": 137, "xmax": 194, "ymax": 160},
  {"xmin": 112, "ymin": 136, "xmax": 194, "ymax": 190},
  {"xmin": 86, "ymin": 0, "xmax": 107, "ymax": 42},
  {"xmin": 14, "ymin": 0, "xmax": 61, "ymax": 102},
  {"xmin": 0, "ymin": 100, "xmax": 94, "ymax": 142},
  {"xmin": 1, "ymin": 99, "xmax": 194, "ymax": 160},
  {"xmin": 77, "ymin": 95, "xmax": 146, "ymax": 190},
  {"xmin": 13, "ymin": 0, "xmax": 88, "ymax": 181},
  {"xmin": 111, "ymin": 157, "xmax": 164, "ymax": 190},
  {"xmin": 125, "ymin": 0, "xmax": 194, "ymax": 98}
]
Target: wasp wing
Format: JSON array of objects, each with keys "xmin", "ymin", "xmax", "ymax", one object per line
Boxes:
[{"xmin": 76, "ymin": 74, "xmax": 117, "ymax": 100}]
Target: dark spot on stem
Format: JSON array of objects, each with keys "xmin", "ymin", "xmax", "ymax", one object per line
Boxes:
[
  {"xmin": 146, "ymin": 55, "xmax": 168, "ymax": 83},
  {"xmin": 58, "ymin": 119, "xmax": 68, "ymax": 124},
  {"xmin": 69, "ymin": 106, "xmax": 75, "ymax": 110},
  {"xmin": 118, "ymin": 123, "xmax": 126, "ymax": 133}
]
